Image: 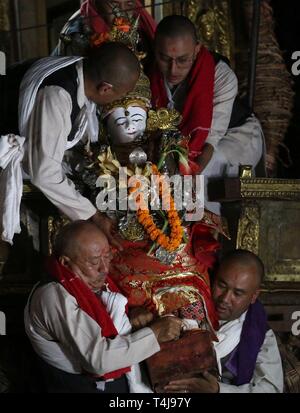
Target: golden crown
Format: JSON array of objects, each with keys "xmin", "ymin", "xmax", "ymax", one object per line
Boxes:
[{"xmin": 103, "ymin": 70, "xmax": 152, "ymax": 116}]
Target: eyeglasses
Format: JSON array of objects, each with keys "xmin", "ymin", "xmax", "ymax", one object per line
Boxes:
[{"xmin": 158, "ymin": 53, "xmax": 196, "ymax": 69}]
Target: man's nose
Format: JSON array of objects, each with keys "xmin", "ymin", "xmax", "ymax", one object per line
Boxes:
[
  {"xmin": 100, "ymin": 257, "xmax": 110, "ymax": 273},
  {"xmin": 220, "ymin": 290, "xmax": 232, "ymax": 304},
  {"xmin": 169, "ymin": 59, "xmax": 179, "ymax": 76}
]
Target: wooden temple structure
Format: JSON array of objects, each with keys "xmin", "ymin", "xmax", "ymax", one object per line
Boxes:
[{"xmin": 0, "ymin": 0, "xmax": 299, "ymax": 393}]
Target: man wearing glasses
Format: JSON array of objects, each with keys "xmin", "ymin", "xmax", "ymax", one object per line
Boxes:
[{"xmin": 150, "ymin": 15, "xmax": 263, "ymax": 216}]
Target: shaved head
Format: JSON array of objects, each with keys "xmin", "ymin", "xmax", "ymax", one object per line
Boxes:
[
  {"xmin": 213, "ymin": 250, "xmax": 264, "ymax": 321},
  {"xmin": 83, "ymin": 42, "xmax": 140, "ymax": 90},
  {"xmin": 155, "ymin": 15, "xmax": 198, "ymax": 44},
  {"xmin": 53, "ymin": 220, "xmax": 107, "ymax": 260},
  {"xmin": 219, "ymin": 250, "xmax": 265, "ymax": 287},
  {"xmin": 53, "ymin": 221, "xmax": 111, "ymax": 290}
]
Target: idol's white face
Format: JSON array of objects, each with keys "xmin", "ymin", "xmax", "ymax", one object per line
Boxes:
[{"xmin": 107, "ymin": 106, "xmax": 147, "ymax": 144}]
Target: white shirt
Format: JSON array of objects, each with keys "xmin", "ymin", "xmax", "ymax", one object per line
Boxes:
[
  {"xmin": 165, "ymin": 60, "xmax": 263, "ymax": 215},
  {"xmin": 24, "ymin": 282, "xmax": 160, "ymax": 376},
  {"xmin": 21, "ymin": 61, "xmax": 98, "ymax": 221},
  {"xmin": 216, "ymin": 320, "xmax": 284, "ymax": 393},
  {"xmin": 165, "ymin": 61, "xmax": 238, "ymax": 150}
]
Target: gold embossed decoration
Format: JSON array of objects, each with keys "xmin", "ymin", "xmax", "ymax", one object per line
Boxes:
[
  {"xmin": 147, "ymin": 109, "xmax": 182, "ymax": 132},
  {"xmin": 103, "ymin": 71, "xmax": 152, "ymax": 116},
  {"xmin": 48, "ymin": 216, "xmax": 70, "ymax": 256},
  {"xmin": 187, "ymin": 0, "xmax": 234, "ymax": 63},
  {"xmin": 236, "ymin": 202, "xmax": 260, "ymax": 255},
  {"xmin": 0, "ymin": 0, "xmax": 10, "ymax": 31}
]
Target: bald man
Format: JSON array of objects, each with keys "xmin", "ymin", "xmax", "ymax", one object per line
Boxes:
[
  {"xmin": 24, "ymin": 221, "xmax": 183, "ymax": 393},
  {"xmin": 1, "ymin": 42, "xmax": 140, "ymax": 246},
  {"xmin": 150, "ymin": 16, "xmax": 263, "ymax": 216},
  {"xmin": 164, "ymin": 250, "xmax": 284, "ymax": 393}
]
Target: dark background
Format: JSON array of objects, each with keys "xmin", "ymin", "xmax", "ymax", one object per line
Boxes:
[{"xmin": 271, "ymin": 0, "xmax": 300, "ymax": 179}]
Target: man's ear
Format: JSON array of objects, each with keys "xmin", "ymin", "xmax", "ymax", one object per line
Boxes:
[
  {"xmin": 195, "ymin": 42, "xmax": 201, "ymax": 55},
  {"xmin": 251, "ymin": 289, "xmax": 260, "ymax": 304},
  {"xmin": 97, "ymin": 81, "xmax": 113, "ymax": 96},
  {"xmin": 59, "ymin": 255, "xmax": 71, "ymax": 268}
]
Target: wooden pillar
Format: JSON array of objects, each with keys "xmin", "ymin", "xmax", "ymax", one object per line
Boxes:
[{"xmin": 0, "ymin": 0, "xmax": 14, "ymax": 64}]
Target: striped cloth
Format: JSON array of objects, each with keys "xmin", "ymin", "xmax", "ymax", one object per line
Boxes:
[{"xmin": 18, "ymin": 56, "xmax": 82, "ymax": 137}]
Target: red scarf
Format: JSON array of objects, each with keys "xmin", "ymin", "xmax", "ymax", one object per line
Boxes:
[
  {"xmin": 149, "ymin": 46, "xmax": 215, "ymax": 160},
  {"xmin": 80, "ymin": 0, "xmax": 156, "ymax": 40},
  {"xmin": 46, "ymin": 256, "xmax": 130, "ymax": 380}
]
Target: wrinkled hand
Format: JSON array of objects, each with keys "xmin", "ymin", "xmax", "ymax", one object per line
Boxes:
[
  {"xmin": 196, "ymin": 143, "xmax": 214, "ymax": 173},
  {"xmin": 149, "ymin": 316, "xmax": 183, "ymax": 344},
  {"xmin": 90, "ymin": 212, "xmax": 123, "ymax": 251},
  {"xmin": 164, "ymin": 372, "xmax": 219, "ymax": 393},
  {"xmin": 129, "ymin": 307, "xmax": 154, "ymax": 330}
]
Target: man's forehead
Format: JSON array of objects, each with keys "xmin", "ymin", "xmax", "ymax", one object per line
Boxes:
[
  {"xmin": 87, "ymin": 240, "xmax": 110, "ymax": 255},
  {"xmin": 216, "ymin": 262, "xmax": 259, "ymax": 288},
  {"xmin": 156, "ymin": 34, "xmax": 196, "ymax": 48}
]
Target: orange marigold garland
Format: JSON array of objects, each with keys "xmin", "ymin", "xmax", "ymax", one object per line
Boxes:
[
  {"xmin": 90, "ymin": 32, "xmax": 110, "ymax": 48},
  {"xmin": 129, "ymin": 164, "xmax": 183, "ymax": 253},
  {"xmin": 90, "ymin": 17, "xmax": 132, "ymax": 48}
]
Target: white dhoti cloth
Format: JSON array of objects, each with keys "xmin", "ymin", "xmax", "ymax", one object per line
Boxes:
[
  {"xmin": 101, "ymin": 290, "xmax": 153, "ymax": 393},
  {"xmin": 0, "ymin": 134, "xmax": 25, "ymax": 244}
]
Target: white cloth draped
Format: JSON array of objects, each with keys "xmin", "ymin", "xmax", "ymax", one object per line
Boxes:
[
  {"xmin": 213, "ymin": 311, "xmax": 247, "ymax": 376},
  {"xmin": 0, "ymin": 134, "xmax": 25, "ymax": 244},
  {"xmin": 19, "ymin": 56, "xmax": 83, "ymax": 136},
  {"xmin": 101, "ymin": 290, "xmax": 153, "ymax": 393},
  {"xmin": 0, "ymin": 57, "xmax": 101, "ymax": 243},
  {"xmin": 0, "ymin": 57, "xmax": 83, "ymax": 245}
]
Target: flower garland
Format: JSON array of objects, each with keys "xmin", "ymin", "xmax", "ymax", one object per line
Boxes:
[{"xmin": 129, "ymin": 164, "xmax": 183, "ymax": 252}]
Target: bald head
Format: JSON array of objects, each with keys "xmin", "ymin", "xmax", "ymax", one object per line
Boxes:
[
  {"xmin": 213, "ymin": 250, "xmax": 264, "ymax": 321},
  {"xmin": 154, "ymin": 15, "xmax": 200, "ymax": 86},
  {"xmin": 155, "ymin": 15, "xmax": 198, "ymax": 44},
  {"xmin": 219, "ymin": 250, "xmax": 264, "ymax": 288},
  {"xmin": 53, "ymin": 220, "xmax": 108, "ymax": 260},
  {"xmin": 83, "ymin": 42, "xmax": 140, "ymax": 90},
  {"xmin": 54, "ymin": 221, "xmax": 111, "ymax": 290}
]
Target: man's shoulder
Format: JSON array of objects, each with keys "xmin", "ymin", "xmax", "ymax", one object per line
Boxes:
[
  {"xmin": 214, "ymin": 59, "xmax": 236, "ymax": 78},
  {"xmin": 31, "ymin": 281, "xmax": 70, "ymax": 306}
]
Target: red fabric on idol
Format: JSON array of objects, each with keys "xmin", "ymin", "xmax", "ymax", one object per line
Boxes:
[{"xmin": 80, "ymin": 0, "xmax": 156, "ymax": 40}]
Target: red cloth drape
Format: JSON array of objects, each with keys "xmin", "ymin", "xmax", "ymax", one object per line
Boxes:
[
  {"xmin": 190, "ymin": 223, "xmax": 221, "ymax": 270},
  {"xmin": 46, "ymin": 256, "xmax": 130, "ymax": 380},
  {"xmin": 80, "ymin": 0, "xmax": 156, "ymax": 40},
  {"xmin": 109, "ymin": 238, "xmax": 219, "ymax": 331},
  {"xmin": 149, "ymin": 46, "xmax": 215, "ymax": 159}
]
